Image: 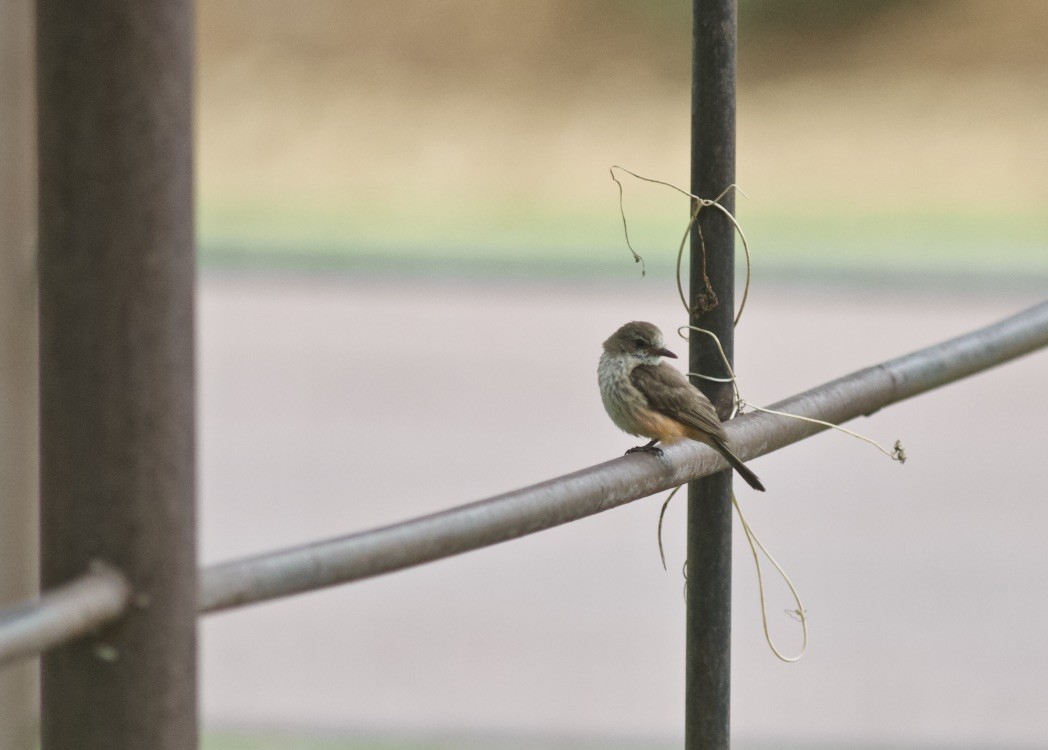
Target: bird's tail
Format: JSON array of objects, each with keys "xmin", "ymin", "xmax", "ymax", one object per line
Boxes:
[{"xmin": 713, "ymin": 439, "xmax": 765, "ymax": 492}]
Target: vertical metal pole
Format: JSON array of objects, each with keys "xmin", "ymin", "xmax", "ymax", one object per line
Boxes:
[
  {"xmin": 686, "ymin": 1, "xmax": 737, "ymax": 749},
  {"xmin": 0, "ymin": 0, "xmax": 39, "ymax": 745},
  {"xmin": 37, "ymin": 0, "xmax": 198, "ymax": 747}
]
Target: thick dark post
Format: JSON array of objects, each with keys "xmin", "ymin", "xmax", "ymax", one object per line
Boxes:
[
  {"xmin": 686, "ymin": 1, "xmax": 737, "ymax": 748},
  {"xmin": 37, "ymin": 0, "xmax": 198, "ymax": 748}
]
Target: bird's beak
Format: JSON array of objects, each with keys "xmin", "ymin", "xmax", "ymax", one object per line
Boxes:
[{"xmin": 656, "ymin": 347, "xmax": 678, "ymax": 359}]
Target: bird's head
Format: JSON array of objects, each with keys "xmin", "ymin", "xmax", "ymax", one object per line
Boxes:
[{"xmin": 602, "ymin": 321, "xmax": 678, "ymax": 365}]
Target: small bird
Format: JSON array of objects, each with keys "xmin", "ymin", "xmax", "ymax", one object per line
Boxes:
[{"xmin": 598, "ymin": 321, "xmax": 765, "ymax": 492}]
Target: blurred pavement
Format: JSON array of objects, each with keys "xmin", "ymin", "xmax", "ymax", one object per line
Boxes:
[{"xmin": 198, "ymin": 275, "xmax": 1048, "ymax": 748}]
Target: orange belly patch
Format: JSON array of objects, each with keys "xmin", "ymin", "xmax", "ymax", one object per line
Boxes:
[{"xmin": 635, "ymin": 410, "xmax": 688, "ymax": 444}]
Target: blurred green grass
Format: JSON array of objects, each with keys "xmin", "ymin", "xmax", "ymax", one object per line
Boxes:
[{"xmin": 199, "ymin": 201, "xmax": 1048, "ymax": 284}]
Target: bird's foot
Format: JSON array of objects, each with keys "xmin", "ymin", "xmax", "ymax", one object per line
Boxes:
[{"xmin": 626, "ymin": 444, "xmax": 664, "ymax": 457}]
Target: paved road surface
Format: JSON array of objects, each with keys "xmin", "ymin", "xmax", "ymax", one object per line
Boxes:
[{"xmin": 198, "ymin": 275, "xmax": 1048, "ymax": 748}]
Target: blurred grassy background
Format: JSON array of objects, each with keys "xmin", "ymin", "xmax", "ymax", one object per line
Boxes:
[
  {"xmin": 197, "ymin": 0, "xmax": 1047, "ymax": 282},
  {"xmin": 202, "ymin": 730, "xmax": 677, "ymax": 750}
]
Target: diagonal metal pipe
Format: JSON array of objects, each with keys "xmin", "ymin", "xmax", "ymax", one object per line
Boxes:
[
  {"xmin": 2, "ymin": 302, "xmax": 1045, "ymax": 664},
  {"xmin": 198, "ymin": 301, "xmax": 1048, "ymax": 614}
]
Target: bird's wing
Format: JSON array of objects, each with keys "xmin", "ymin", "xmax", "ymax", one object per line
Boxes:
[{"xmin": 630, "ymin": 363, "xmax": 726, "ymax": 439}]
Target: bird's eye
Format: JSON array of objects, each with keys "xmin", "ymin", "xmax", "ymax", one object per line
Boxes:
[{"xmin": 634, "ymin": 338, "xmax": 648, "ymax": 349}]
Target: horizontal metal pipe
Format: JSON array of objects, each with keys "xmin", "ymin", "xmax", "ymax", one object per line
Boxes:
[
  {"xmin": 200, "ymin": 301, "xmax": 1048, "ymax": 613},
  {"xmin": 0, "ymin": 566, "xmax": 130, "ymax": 668}
]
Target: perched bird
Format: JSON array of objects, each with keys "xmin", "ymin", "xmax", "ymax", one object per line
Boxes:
[{"xmin": 598, "ymin": 321, "xmax": 765, "ymax": 492}]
